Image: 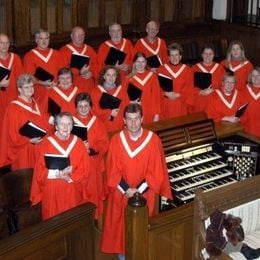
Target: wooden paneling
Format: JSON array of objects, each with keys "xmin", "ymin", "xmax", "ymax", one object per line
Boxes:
[{"xmin": 1, "ymin": 0, "xmax": 214, "ymax": 46}]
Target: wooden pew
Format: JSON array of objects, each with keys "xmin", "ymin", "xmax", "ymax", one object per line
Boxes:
[
  {"xmin": 0, "ymin": 202, "xmax": 96, "ymax": 259},
  {"xmin": 0, "ymin": 168, "xmax": 41, "ymax": 238}
]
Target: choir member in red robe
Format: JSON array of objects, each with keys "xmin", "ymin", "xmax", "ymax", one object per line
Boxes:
[
  {"xmin": 191, "ymin": 44, "xmax": 225, "ymax": 113},
  {"xmin": 207, "ymin": 72, "xmax": 247, "ymax": 123},
  {"xmin": 44, "ymin": 67, "xmax": 82, "ymax": 118},
  {"xmin": 0, "ymin": 34, "xmax": 23, "ymax": 129},
  {"xmin": 0, "ymin": 74, "xmax": 51, "ymax": 170},
  {"xmin": 220, "ymin": 40, "xmax": 253, "ymax": 91},
  {"xmin": 91, "ymin": 66, "xmax": 127, "ymax": 132},
  {"xmin": 23, "ymin": 29, "xmax": 64, "ymax": 104},
  {"xmin": 59, "ymin": 26, "xmax": 98, "ymax": 92},
  {"xmin": 101, "ymin": 103, "xmax": 172, "ymax": 258},
  {"xmin": 134, "ymin": 21, "xmax": 168, "ymax": 71},
  {"xmin": 157, "ymin": 42, "xmax": 194, "ymax": 119},
  {"xmin": 30, "ymin": 112, "xmax": 91, "ymax": 220},
  {"xmin": 240, "ymin": 67, "xmax": 260, "ymax": 137},
  {"xmin": 97, "ymin": 23, "xmax": 135, "ymax": 79},
  {"xmin": 73, "ymin": 92, "xmax": 109, "ymax": 218},
  {"xmin": 124, "ymin": 52, "xmax": 161, "ymax": 123}
]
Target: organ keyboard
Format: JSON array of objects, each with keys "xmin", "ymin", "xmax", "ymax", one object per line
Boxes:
[{"xmin": 156, "ymin": 119, "xmax": 260, "ymax": 211}]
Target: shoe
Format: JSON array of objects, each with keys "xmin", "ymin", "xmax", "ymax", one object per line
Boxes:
[{"xmin": 241, "ymin": 244, "xmax": 260, "ymax": 260}]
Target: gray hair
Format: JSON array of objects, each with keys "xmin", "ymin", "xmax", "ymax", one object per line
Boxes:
[{"xmin": 17, "ymin": 74, "xmax": 35, "ymax": 89}]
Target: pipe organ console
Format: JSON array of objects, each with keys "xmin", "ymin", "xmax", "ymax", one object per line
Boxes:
[{"xmin": 157, "ymin": 119, "xmax": 260, "ymax": 211}]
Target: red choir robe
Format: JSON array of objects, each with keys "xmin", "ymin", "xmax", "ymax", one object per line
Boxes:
[
  {"xmin": 206, "ymin": 88, "xmax": 247, "ymax": 122},
  {"xmin": 23, "ymin": 48, "xmax": 64, "ymax": 104},
  {"xmin": 124, "ymin": 70, "xmax": 161, "ymax": 124},
  {"xmin": 134, "ymin": 37, "xmax": 168, "ymax": 67},
  {"xmin": 72, "ymin": 113, "xmax": 109, "ymax": 218},
  {"xmin": 46, "ymin": 85, "xmax": 81, "ymax": 115},
  {"xmin": 97, "ymin": 38, "xmax": 135, "ymax": 78},
  {"xmin": 0, "ymin": 97, "xmax": 51, "ymax": 170},
  {"xmin": 157, "ymin": 63, "xmax": 194, "ymax": 119},
  {"xmin": 190, "ymin": 62, "xmax": 225, "ymax": 113},
  {"xmin": 59, "ymin": 43, "xmax": 98, "ymax": 92},
  {"xmin": 220, "ymin": 59, "xmax": 253, "ymax": 91},
  {"xmin": 240, "ymin": 85, "xmax": 260, "ymax": 137},
  {"xmin": 0, "ymin": 53, "xmax": 23, "ymax": 127},
  {"xmin": 91, "ymin": 84, "xmax": 127, "ymax": 132},
  {"xmin": 30, "ymin": 134, "xmax": 90, "ymax": 220},
  {"xmin": 101, "ymin": 128, "xmax": 172, "ymax": 254}
]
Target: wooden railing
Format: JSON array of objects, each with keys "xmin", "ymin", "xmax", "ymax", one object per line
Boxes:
[{"xmin": 0, "ymin": 203, "xmax": 96, "ymax": 259}]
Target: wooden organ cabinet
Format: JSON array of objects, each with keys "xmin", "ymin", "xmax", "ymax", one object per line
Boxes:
[{"xmin": 153, "ymin": 116, "xmax": 260, "ymax": 212}]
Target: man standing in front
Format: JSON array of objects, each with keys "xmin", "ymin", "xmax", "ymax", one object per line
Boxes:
[{"xmin": 101, "ymin": 103, "xmax": 172, "ymax": 260}]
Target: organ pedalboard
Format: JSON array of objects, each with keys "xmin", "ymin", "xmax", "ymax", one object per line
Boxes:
[{"xmin": 156, "ymin": 119, "xmax": 260, "ymax": 212}]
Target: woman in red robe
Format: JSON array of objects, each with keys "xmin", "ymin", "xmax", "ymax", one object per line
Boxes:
[
  {"xmin": 124, "ymin": 52, "xmax": 161, "ymax": 124},
  {"xmin": 220, "ymin": 40, "xmax": 253, "ymax": 91},
  {"xmin": 240, "ymin": 67, "xmax": 260, "ymax": 138},
  {"xmin": 30, "ymin": 112, "xmax": 90, "ymax": 220},
  {"xmin": 91, "ymin": 66, "xmax": 127, "ymax": 132},
  {"xmin": 191, "ymin": 44, "xmax": 225, "ymax": 113},
  {"xmin": 0, "ymin": 74, "xmax": 51, "ymax": 170},
  {"xmin": 73, "ymin": 92, "xmax": 109, "ymax": 218},
  {"xmin": 45, "ymin": 67, "xmax": 82, "ymax": 116}
]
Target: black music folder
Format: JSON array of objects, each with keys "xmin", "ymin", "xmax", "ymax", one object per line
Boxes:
[
  {"xmin": 19, "ymin": 121, "xmax": 47, "ymax": 138},
  {"xmin": 71, "ymin": 125, "xmax": 88, "ymax": 141},
  {"xmin": 34, "ymin": 67, "xmax": 54, "ymax": 81},
  {"xmin": 0, "ymin": 66, "xmax": 11, "ymax": 81},
  {"xmin": 70, "ymin": 53, "xmax": 90, "ymax": 69},
  {"xmin": 99, "ymin": 92, "xmax": 122, "ymax": 109},
  {"xmin": 194, "ymin": 72, "xmax": 212, "ymax": 90},
  {"xmin": 48, "ymin": 98, "xmax": 61, "ymax": 116},
  {"xmin": 158, "ymin": 74, "xmax": 173, "ymax": 92},
  {"xmin": 44, "ymin": 154, "xmax": 70, "ymax": 170},
  {"xmin": 146, "ymin": 55, "xmax": 162, "ymax": 68},
  {"xmin": 127, "ymin": 83, "xmax": 142, "ymax": 101},
  {"xmin": 235, "ymin": 103, "xmax": 248, "ymax": 118},
  {"xmin": 104, "ymin": 47, "xmax": 126, "ymax": 65}
]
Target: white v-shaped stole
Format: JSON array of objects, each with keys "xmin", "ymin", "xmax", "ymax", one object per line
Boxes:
[
  {"xmin": 105, "ymin": 39, "xmax": 126, "ymax": 52},
  {"xmin": 66, "ymin": 44, "xmax": 87, "ymax": 55},
  {"xmin": 229, "ymin": 61, "xmax": 249, "ymax": 72},
  {"xmin": 140, "ymin": 38, "xmax": 161, "ymax": 55},
  {"xmin": 246, "ymin": 85, "xmax": 260, "ymax": 100},
  {"xmin": 97, "ymin": 85, "xmax": 122, "ymax": 97},
  {"xmin": 32, "ymin": 49, "xmax": 54, "ymax": 63},
  {"xmin": 0, "ymin": 53, "xmax": 14, "ymax": 70},
  {"xmin": 12, "ymin": 99, "xmax": 41, "ymax": 115},
  {"xmin": 197, "ymin": 63, "xmax": 219, "ymax": 74},
  {"xmin": 47, "ymin": 135, "xmax": 77, "ymax": 156},
  {"xmin": 119, "ymin": 130, "xmax": 153, "ymax": 158},
  {"xmin": 164, "ymin": 64, "xmax": 186, "ymax": 78},
  {"xmin": 52, "ymin": 86, "xmax": 78, "ymax": 102},
  {"xmin": 132, "ymin": 72, "xmax": 153, "ymax": 86},
  {"xmin": 73, "ymin": 115, "xmax": 96, "ymax": 130},
  {"xmin": 215, "ymin": 89, "xmax": 238, "ymax": 109}
]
